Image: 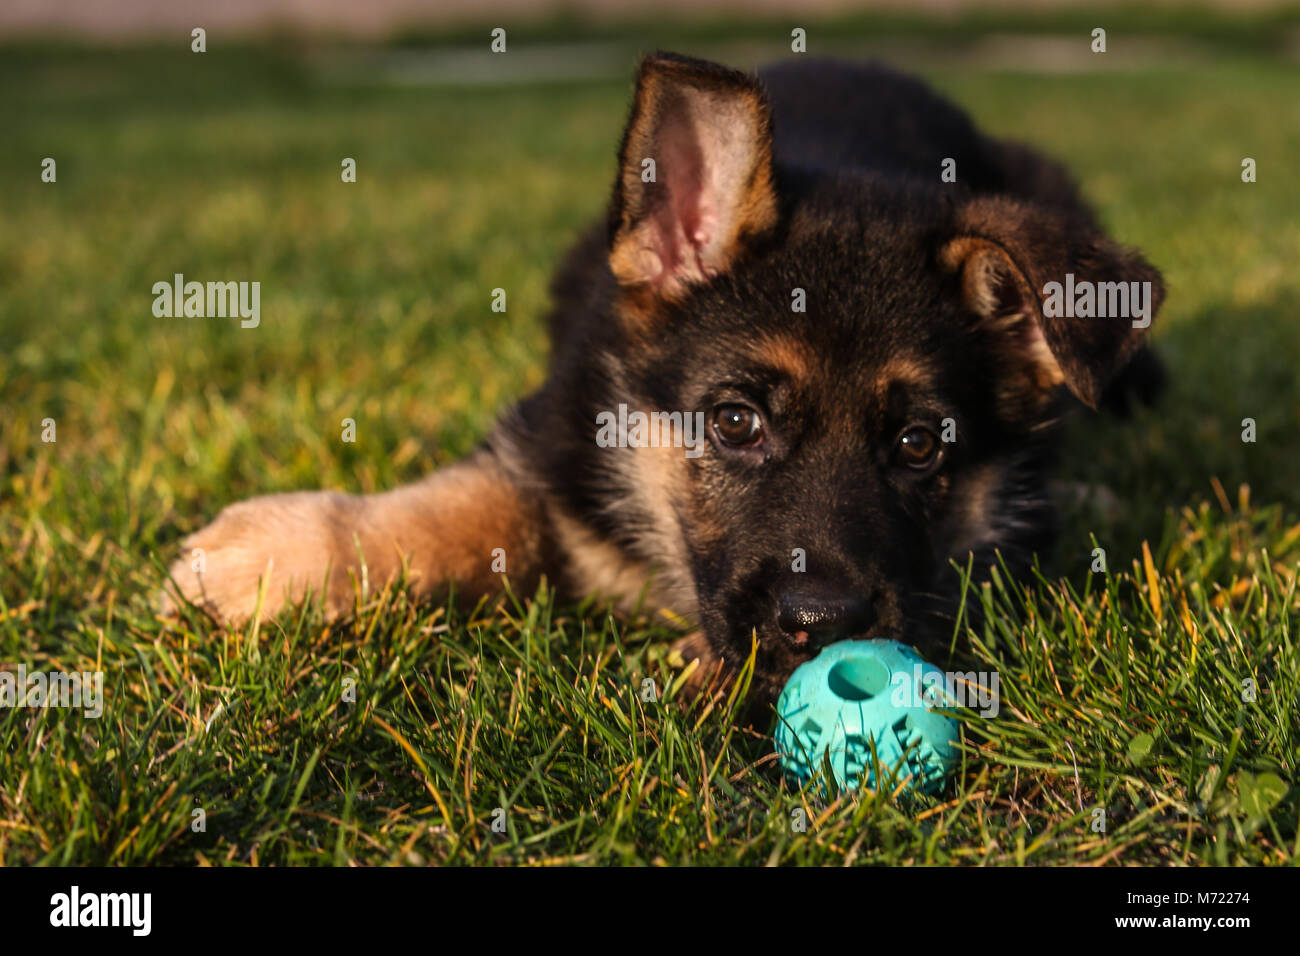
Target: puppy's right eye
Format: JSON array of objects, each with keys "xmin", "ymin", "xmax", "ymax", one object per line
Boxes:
[
  {"xmin": 892, "ymin": 426, "xmax": 942, "ymax": 472},
  {"xmin": 711, "ymin": 403, "xmax": 764, "ymax": 448}
]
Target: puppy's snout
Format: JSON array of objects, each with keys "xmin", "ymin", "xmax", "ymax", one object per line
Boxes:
[{"xmin": 776, "ymin": 590, "xmax": 873, "ymax": 648}]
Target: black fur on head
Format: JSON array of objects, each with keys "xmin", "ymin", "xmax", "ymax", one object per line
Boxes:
[{"xmin": 511, "ymin": 53, "xmax": 1164, "ymax": 700}]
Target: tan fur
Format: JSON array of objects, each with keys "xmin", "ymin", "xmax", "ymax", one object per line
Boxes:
[
  {"xmin": 877, "ymin": 354, "xmax": 937, "ymax": 392},
  {"xmin": 589, "ymin": 431, "xmax": 700, "ymax": 623},
  {"xmin": 163, "ymin": 450, "xmax": 548, "ymax": 622},
  {"xmin": 947, "ymin": 463, "xmax": 1001, "ymax": 558},
  {"xmin": 550, "ymin": 509, "xmax": 658, "ymax": 614},
  {"xmin": 753, "ymin": 334, "xmax": 816, "ymax": 383}
]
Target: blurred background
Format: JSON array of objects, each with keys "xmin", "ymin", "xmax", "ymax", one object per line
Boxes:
[
  {"xmin": 6, "ymin": 0, "xmax": 1300, "ymax": 41},
  {"xmin": 3, "ymin": 0, "xmax": 1300, "ymax": 601}
]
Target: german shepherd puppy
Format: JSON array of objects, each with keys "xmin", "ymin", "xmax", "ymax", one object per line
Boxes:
[{"xmin": 165, "ymin": 53, "xmax": 1164, "ymax": 703}]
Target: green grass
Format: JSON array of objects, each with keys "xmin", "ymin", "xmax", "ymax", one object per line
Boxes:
[{"xmin": 3, "ymin": 18, "xmax": 1300, "ymax": 864}]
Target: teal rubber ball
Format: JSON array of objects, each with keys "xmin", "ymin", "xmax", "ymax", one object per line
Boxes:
[{"xmin": 774, "ymin": 639, "xmax": 959, "ymax": 793}]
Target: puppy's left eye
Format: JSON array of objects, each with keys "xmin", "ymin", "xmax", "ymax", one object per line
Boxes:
[
  {"xmin": 711, "ymin": 403, "xmax": 764, "ymax": 448},
  {"xmin": 893, "ymin": 427, "xmax": 942, "ymax": 472}
]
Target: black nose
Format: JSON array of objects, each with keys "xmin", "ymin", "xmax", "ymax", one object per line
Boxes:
[{"xmin": 777, "ymin": 591, "xmax": 873, "ymax": 647}]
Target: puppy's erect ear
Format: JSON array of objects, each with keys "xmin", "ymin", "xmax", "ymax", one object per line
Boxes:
[
  {"xmin": 940, "ymin": 197, "xmax": 1165, "ymax": 408},
  {"xmin": 608, "ymin": 52, "xmax": 779, "ymax": 304}
]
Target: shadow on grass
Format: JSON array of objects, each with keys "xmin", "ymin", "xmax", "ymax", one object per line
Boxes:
[{"xmin": 1057, "ymin": 294, "xmax": 1300, "ymax": 568}]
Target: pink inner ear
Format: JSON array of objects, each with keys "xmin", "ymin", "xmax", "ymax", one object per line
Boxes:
[
  {"xmin": 654, "ymin": 114, "xmax": 708, "ymax": 285},
  {"xmin": 643, "ymin": 96, "xmax": 753, "ymax": 292}
]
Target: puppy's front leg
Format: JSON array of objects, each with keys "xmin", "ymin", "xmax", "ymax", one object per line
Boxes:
[{"xmin": 163, "ymin": 448, "xmax": 549, "ymax": 623}]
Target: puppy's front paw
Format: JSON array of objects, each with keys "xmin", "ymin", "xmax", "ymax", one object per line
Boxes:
[
  {"xmin": 668, "ymin": 630, "xmax": 730, "ymax": 702},
  {"xmin": 161, "ymin": 492, "xmax": 358, "ymax": 624}
]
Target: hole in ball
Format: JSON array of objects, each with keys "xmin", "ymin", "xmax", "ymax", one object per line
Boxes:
[{"xmin": 827, "ymin": 657, "xmax": 889, "ymax": 701}]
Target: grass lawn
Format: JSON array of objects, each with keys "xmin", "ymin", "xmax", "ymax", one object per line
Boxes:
[{"xmin": 2, "ymin": 14, "xmax": 1299, "ymax": 865}]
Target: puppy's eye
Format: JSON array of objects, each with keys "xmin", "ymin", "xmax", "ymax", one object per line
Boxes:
[
  {"xmin": 893, "ymin": 426, "xmax": 941, "ymax": 471},
  {"xmin": 711, "ymin": 403, "xmax": 764, "ymax": 448}
]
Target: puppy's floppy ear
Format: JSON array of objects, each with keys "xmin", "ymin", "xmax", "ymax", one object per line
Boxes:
[
  {"xmin": 608, "ymin": 52, "xmax": 779, "ymax": 304},
  {"xmin": 940, "ymin": 197, "xmax": 1165, "ymax": 408}
]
